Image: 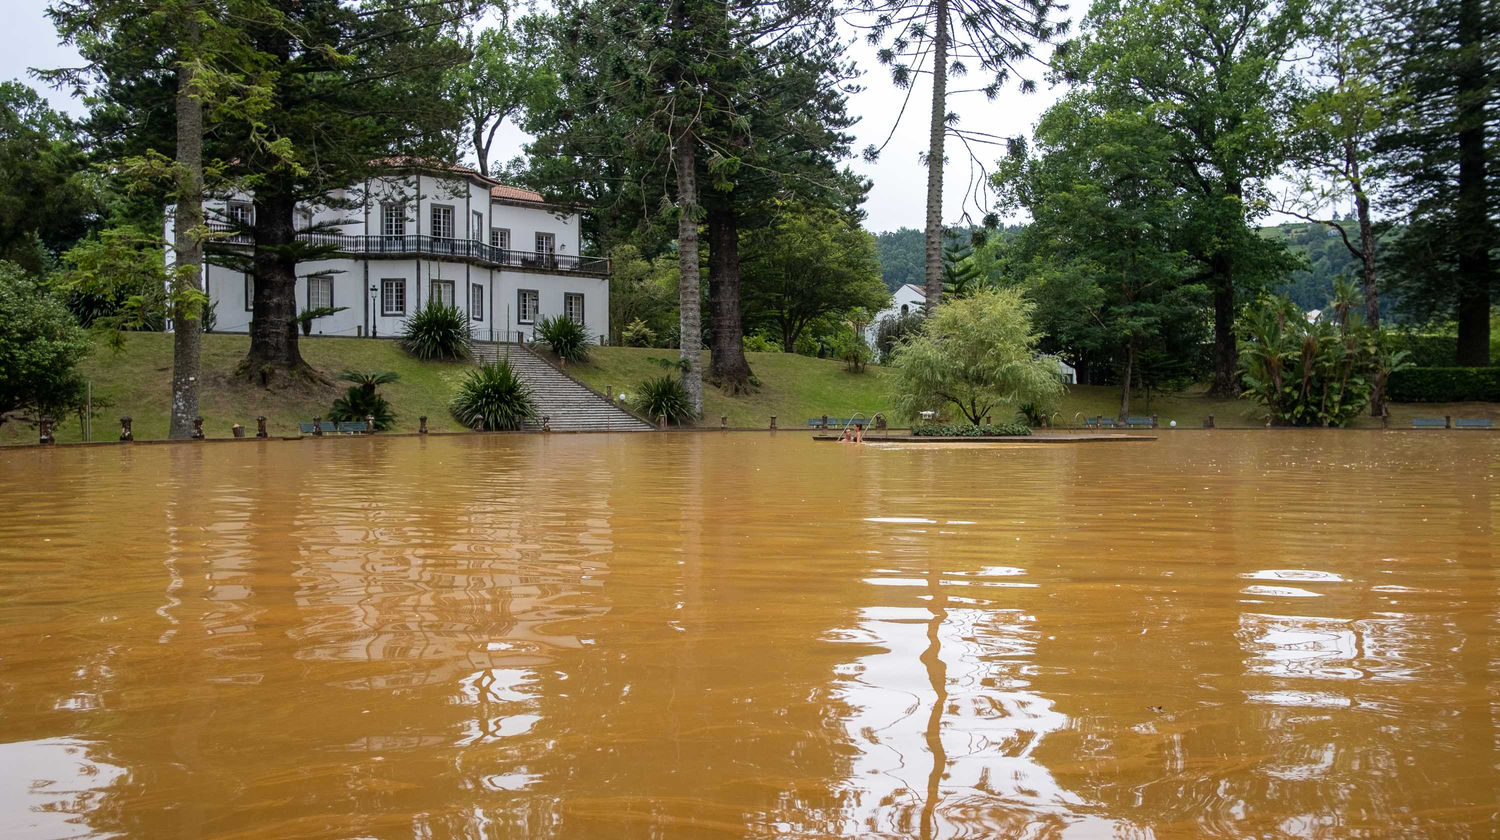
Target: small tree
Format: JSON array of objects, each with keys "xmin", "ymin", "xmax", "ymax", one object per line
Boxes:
[
  {"xmin": 329, "ymin": 370, "xmax": 398, "ymax": 431},
  {"xmin": 889, "ymin": 287, "xmax": 1064, "ymax": 424},
  {"xmin": 0, "ymin": 261, "xmax": 89, "ymax": 424}
]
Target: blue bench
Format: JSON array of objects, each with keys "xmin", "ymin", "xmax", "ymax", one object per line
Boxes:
[
  {"xmin": 1455, "ymin": 418, "xmax": 1493, "ymax": 429},
  {"xmin": 299, "ymin": 420, "xmax": 369, "ymax": 435},
  {"xmin": 337, "ymin": 421, "xmax": 368, "ymax": 434},
  {"xmin": 1411, "ymin": 417, "xmax": 1448, "ymax": 429},
  {"xmin": 1082, "ymin": 416, "xmax": 1117, "ymax": 429},
  {"xmin": 1124, "ymin": 416, "xmax": 1155, "ymax": 429},
  {"xmin": 808, "ymin": 417, "xmax": 864, "ymax": 429}
]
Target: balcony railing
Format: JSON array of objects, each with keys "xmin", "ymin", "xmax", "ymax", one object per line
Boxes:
[{"xmin": 206, "ymin": 223, "xmax": 609, "ymax": 275}]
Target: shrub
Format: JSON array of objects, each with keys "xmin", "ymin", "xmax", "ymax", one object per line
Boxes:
[
  {"xmin": 450, "ymin": 360, "xmax": 537, "ymax": 430},
  {"xmin": 742, "ymin": 332, "xmax": 782, "ymax": 353},
  {"xmin": 0, "ymin": 261, "xmax": 89, "ymax": 422},
  {"xmin": 297, "ymin": 305, "xmax": 349, "ymax": 336},
  {"xmin": 913, "ymin": 422, "xmax": 1032, "ymax": 437},
  {"xmin": 632, "ymin": 375, "xmax": 695, "ymax": 425},
  {"xmin": 535, "ymin": 314, "xmax": 591, "ymax": 363},
  {"xmin": 401, "ymin": 302, "xmax": 471, "ymax": 360},
  {"xmin": 1389, "ymin": 334, "xmax": 1462, "ymax": 368},
  {"xmin": 1386, "ymin": 367, "xmax": 1500, "ymax": 402},
  {"xmin": 621, "ymin": 318, "xmax": 657, "ymax": 347},
  {"xmin": 329, "ymin": 370, "xmax": 398, "ymax": 430},
  {"xmin": 875, "ymin": 310, "xmax": 924, "ymax": 363}
]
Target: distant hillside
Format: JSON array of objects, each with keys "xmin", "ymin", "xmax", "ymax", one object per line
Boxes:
[
  {"xmin": 1261, "ymin": 221, "xmax": 1374, "ymax": 315},
  {"xmin": 873, "ymin": 225, "xmax": 1026, "ymax": 292}
]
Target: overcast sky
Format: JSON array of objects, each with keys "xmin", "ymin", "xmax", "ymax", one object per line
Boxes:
[{"xmin": 2, "ymin": 0, "xmax": 1070, "ymax": 234}]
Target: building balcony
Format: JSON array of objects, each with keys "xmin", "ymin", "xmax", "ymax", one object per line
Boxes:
[{"xmin": 206, "ymin": 223, "xmax": 609, "ymax": 276}]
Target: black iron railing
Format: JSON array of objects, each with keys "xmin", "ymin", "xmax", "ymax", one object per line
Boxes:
[{"xmin": 206, "ymin": 223, "xmax": 609, "ymax": 275}]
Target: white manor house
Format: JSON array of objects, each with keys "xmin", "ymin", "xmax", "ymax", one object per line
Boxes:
[{"xmin": 173, "ymin": 159, "xmax": 609, "ymax": 343}]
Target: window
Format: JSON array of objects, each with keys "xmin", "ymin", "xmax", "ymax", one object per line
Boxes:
[
  {"xmin": 382, "ymin": 202, "xmax": 405, "ymax": 237},
  {"xmin": 472, "ymin": 211, "xmax": 484, "ymax": 242},
  {"xmin": 564, "ymin": 292, "xmax": 585, "ymax": 324},
  {"xmin": 517, "ymin": 289, "xmax": 538, "ymax": 324},
  {"xmin": 227, "ymin": 201, "xmax": 253, "ymax": 227},
  {"xmin": 245, "ymin": 275, "xmax": 254, "ymax": 311},
  {"xmin": 535, "ymin": 232, "xmax": 555, "ymax": 256},
  {"xmin": 490, "ymin": 227, "xmax": 510, "ymax": 249},
  {"xmin": 430, "ymin": 280, "xmax": 455, "ymax": 308},
  {"xmin": 307, "ymin": 275, "xmax": 333, "ymax": 310},
  {"xmin": 471, "ymin": 284, "xmax": 484, "ymax": 321},
  {"xmin": 900, "ymin": 303, "xmax": 909, "ymax": 316},
  {"xmin": 431, "ymin": 205, "xmax": 455, "ymax": 239},
  {"xmin": 381, "ymin": 278, "xmax": 405, "ymax": 315}
]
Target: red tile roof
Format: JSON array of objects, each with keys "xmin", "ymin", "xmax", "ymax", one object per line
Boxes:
[{"xmin": 368, "ymin": 157, "xmax": 546, "ymax": 203}]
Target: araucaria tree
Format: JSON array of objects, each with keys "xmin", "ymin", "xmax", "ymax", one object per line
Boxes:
[
  {"xmin": 853, "ymin": 0, "xmax": 1068, "ymax": 311},
  {"xmin": 890, "ymin": 286, "xmax": 1064, "ymax": 424},
  {"xmin": 1060, "ymin": 0, "xmax": 1305, "ymax": 396},
  {"xmin": 1378, "ymin": 0, "xmax": 1499, "ymax": 365}
]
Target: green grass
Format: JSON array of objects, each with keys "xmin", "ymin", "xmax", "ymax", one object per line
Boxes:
[
  {"xmin": 1, "ymin": 333, "xmax": 473, "ymax": 444},
  {"xmin": 7, "ymin": 336, "xmax": 1498, "ymax": 444}
]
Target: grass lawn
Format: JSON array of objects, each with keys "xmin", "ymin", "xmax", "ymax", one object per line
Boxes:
[
  {"xmin": 0, "ymin": 333, "xmax": 474, "ymax": 444},
  {"xmin": 6, "ymin": 336, "xmax": 1498, "ymax": 444}
]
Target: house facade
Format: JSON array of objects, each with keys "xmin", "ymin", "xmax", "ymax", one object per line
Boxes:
[
  {"xmin": 865, "ymin": 283, "xmax": 927, "ymax": 346},
  {"xmin": 171, "ymin": 160, "xmax": 609, "ymax": 343}
]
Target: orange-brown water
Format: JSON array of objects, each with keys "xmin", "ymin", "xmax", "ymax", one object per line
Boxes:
[{"xmin": 1, "ymin": 431, "xmax": 1497, "ymax": 839}]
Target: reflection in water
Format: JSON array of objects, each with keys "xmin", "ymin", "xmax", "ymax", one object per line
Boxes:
[{"xmin": 0, "ymin": 431, "xmax": 1496, "ymax": 837}]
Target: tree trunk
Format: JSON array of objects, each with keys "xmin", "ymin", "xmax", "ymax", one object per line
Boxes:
[
  {"xmin": 169, "ymin": 21, "xmax": 204, "ymax": 440},
  {"xmin": 1119, "ymin": 342, "xmax": 1135, "ymax": 420},
  {"xmin": 1350, "ymin": 150, "xmax": 1379, "ymax": 329},
  {"xmin": 921, "ymin": 0, "xmax": 949, "ymax": 312},
  {"xmin": 706, "ymin": 195, "xmax": 753, "ymax": 393},
  {"xmin": 1208, "ymin": 179, "xmax": 1242, "ymax": 397},
  {"xmin": 674, "ymin": 134, "xmax": 703, "ymax": 417},
  {"xmin": 1454, "ymin": 0, "xmax": 1492, "ymax": 367},
  {"xmin": 244, "ymin": 185, "xmax": 312, "ymax": 384}
]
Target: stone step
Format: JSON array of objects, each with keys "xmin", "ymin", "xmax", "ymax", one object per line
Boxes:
[{"xmin": 471, "ymin": 342, "xmax": 654, "ymax": 432}]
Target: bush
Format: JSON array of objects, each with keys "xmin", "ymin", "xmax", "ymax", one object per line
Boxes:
[
  {"xmin": 1, "ymin": 261, "xmax": 89, "ymax": 422},
  {"xmin": 875, "ymin": 310, "xmax": 924, "ymax": 363},
  {"xmin": 1389, "ymin": 334, "xmax": 1461, "ymax": 368},
  {"xmin": 535, "ymin": 314, "xmax": 591, "ymax": 363},
  {"xmin": 742, "ymin": 332, "xmax": 782, "ymax": 353},
  {"xmin": 632, "ymin": 375, "xmax": 695, "ymax": 425},
  {"xmin": 450, "ymin": 361, "xmax": 537, "ymax": 430},
  {"xmin": 913, "ymin": 422, "xmax": 1032, "ymax": 437},
  {"xmin": 1386, "ymin": 367, "xmax": 1500, "ymax": 402},
  {"xmin": 621, "ymin": 318, "xmax": 657, "ymax": 347},
  {"xmin": 401, "ymin": 302, "xmax": 471, "ymax": 360},
  {"xmin": 329, "ymin": 370, "xmax": 398, "ymax": 430}
]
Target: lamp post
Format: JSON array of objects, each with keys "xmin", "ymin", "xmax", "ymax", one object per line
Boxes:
[{"xmin": 369, "ymin": 284, "xmax": 378, "ymax": 338}]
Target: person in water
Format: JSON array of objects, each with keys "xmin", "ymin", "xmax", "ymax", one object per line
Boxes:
[{"xmin": 841, "ymin": 423, "xmax": 864, "ymax": 443}]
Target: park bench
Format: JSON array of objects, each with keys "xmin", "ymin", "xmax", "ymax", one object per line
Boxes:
[
  {"xmin": 1124, "ymin": 416, "xmax": 1156, "ymax": 429},
  {"xmin": 1411, "ymin": 417, "xmax": 1448, "ymax": 429},
  {"xmin": 336, "ymin": 421, "xmax": 369, "ymax": 434},
  {"xmin": 1454, "ymin": 418, "xmax": 1493, "ymax": 429},
  {"xmin": 808, "ymin": 417, "xmax": 864, "ymax": 429},
  {"xmin": 299, "ymin": 420, "xmax": 369, "ymax": 436}
]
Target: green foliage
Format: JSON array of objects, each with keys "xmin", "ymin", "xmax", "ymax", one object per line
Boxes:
[
  {"xmin": 874, "ymin": 310, "xmax": 924, "ymax": 364},
  {"xmin": 0, "ymin": 81, "xmax": 102, "ymax": 274},
  {"xmin": 447, "ymin": 19, "xmax": 556, "ymax": 176},
  {"xmin": 1387, "ymin": 334, "xmax": 1467, "ymax": 368},
  {"xmin": 741, "ymin": 203, "xmax": 890, "ymax": 352},
  {"xmin": 874, "ymin": 228, "xmax": 924, "ymax": 292},
  {"xmin": 742, "ymin": 332, "xmax": 781, "ymax": 353},
  {"xmin": 1237, "ymin": 289, "xmax": 1407, "ymax": 426},
  {"xmin": 450, "ymin": 360, "xmax": 537, "ymax": 431},
  {"xmin": 0, "ymin": 261, "xmax": 89, "ymax": 421},
  {"xmin": 298, "ymin": 306, "xmax": 349, "ymax": 336},
  {"xmin": 329, "ymin": 370, "xmax": 399, "ymax": 430},
  {"xmin": 1386, "ymin": 368, "xmax": 1500, "ymax": 403},
  {"xmin": 621, "ymin": 318, "xmax": 658, "ymax": 348},
  {"xmin": 54, "ymin": 225, "xmax": 170, "ymax": 332},
  {"xmin": 942, "ymin": 243, "xmax": 994, "ymax": 300},
  {"xmin": 632, "ymin": 375, "xmax": 695, "ymax": 425},
  {"xmin": 400, "ymin": 303, "xmax": 472, "ymax": 361},
  {"xmin": 534, "ymin": 313, "xmax": 591, "ymax": 364},
  {"xmin": 889, "ymin": 287, "xmax": 1066, "ymax": 425},
  {"xmin": 912, "ymin": 422, "xmax": 1032, "ymax": 437},
  {"xmin": 828, "ymin": 325, "xmax": 873, "ymax": 373}
]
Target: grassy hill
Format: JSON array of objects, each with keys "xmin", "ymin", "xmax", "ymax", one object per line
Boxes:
[{"xmin": 5, "ymin": 335, "xmax": 1497, "ymax": 445}]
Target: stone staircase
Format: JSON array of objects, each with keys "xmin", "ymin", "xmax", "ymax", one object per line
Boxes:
[{"xmin": 471, "ymin": 342, "xmax": 654, "ymax": 432}]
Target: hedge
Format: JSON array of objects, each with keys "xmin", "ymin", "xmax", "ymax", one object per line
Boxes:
[
  {"xmin": 912, "ymin": 422, "xmax": 1032, "ymax": 437},
  {"xmin": 1389, "ymin": 335, "xmax": 1461, "ymax": 368},
  {"xmin": 1386, "ymin": 367, "xmax": 1500, "ymax": 403}
]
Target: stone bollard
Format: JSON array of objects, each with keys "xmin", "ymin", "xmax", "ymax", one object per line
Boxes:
[
  {"xmin": 1445, "ymin": 415, "xmax": 1453, "ymax": 429},
  {"xmin": 606, "ymin": 385, "xmax": 613, "ymax": 402},
  {"xmin": 721, "ymin": 415, "xmax": 728, "ymax": 430},
  {"xmin": 119, "ymin": 416, "xmax": 134, "ymax": 441},
  {"xmin": 984, "ymin": 413, "xmax": 992, "ymax": 425},
  {"xmin": 255, "ymin": 416, "xmax": 268, "ymax": 438},
  {"xmin": 873, "ymin": 413, "xmax": 887, "ymax": 431},
  {"xmin": 821, "ymin": 413, "xmax": 829, "ymax": 430},
  {"xmin": 232, "ymin": 424, "xmax": 245, "ymax": 438},
  {"xmin": 542, "ymin": 416, "xmax": 552, "ymax": 432},
  {"xmin": 192, "ymin": 417, "xmax": 204, "ymax": 440},
  {"xmin": 658, "ymin": 416, "xmax": 667, "ymax": 431},
  {"xmin": 1151, "ymin": 414, "xmax": 1159, "ymax": 429},
  {"xmin": 419, "ymin": 416, "xmax": 428, "ymax": 435},
  {"xmin": 365, "ymin": 414, "xmax": 375, "ymax": 434},
  {"xmin": 312, "ymin": 417, "xmax": 324, "ymax": 436},
  {"xmin": 39, "ymin": 417, "xmax": 55, "ymax": 445},
  {"xmin": 1203, "ymin": 414, "xmax": 1215, "ymax": 429},
  {"xmin": 770, "ymin": 415, "xmax": 777, "ymax": 430}
]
